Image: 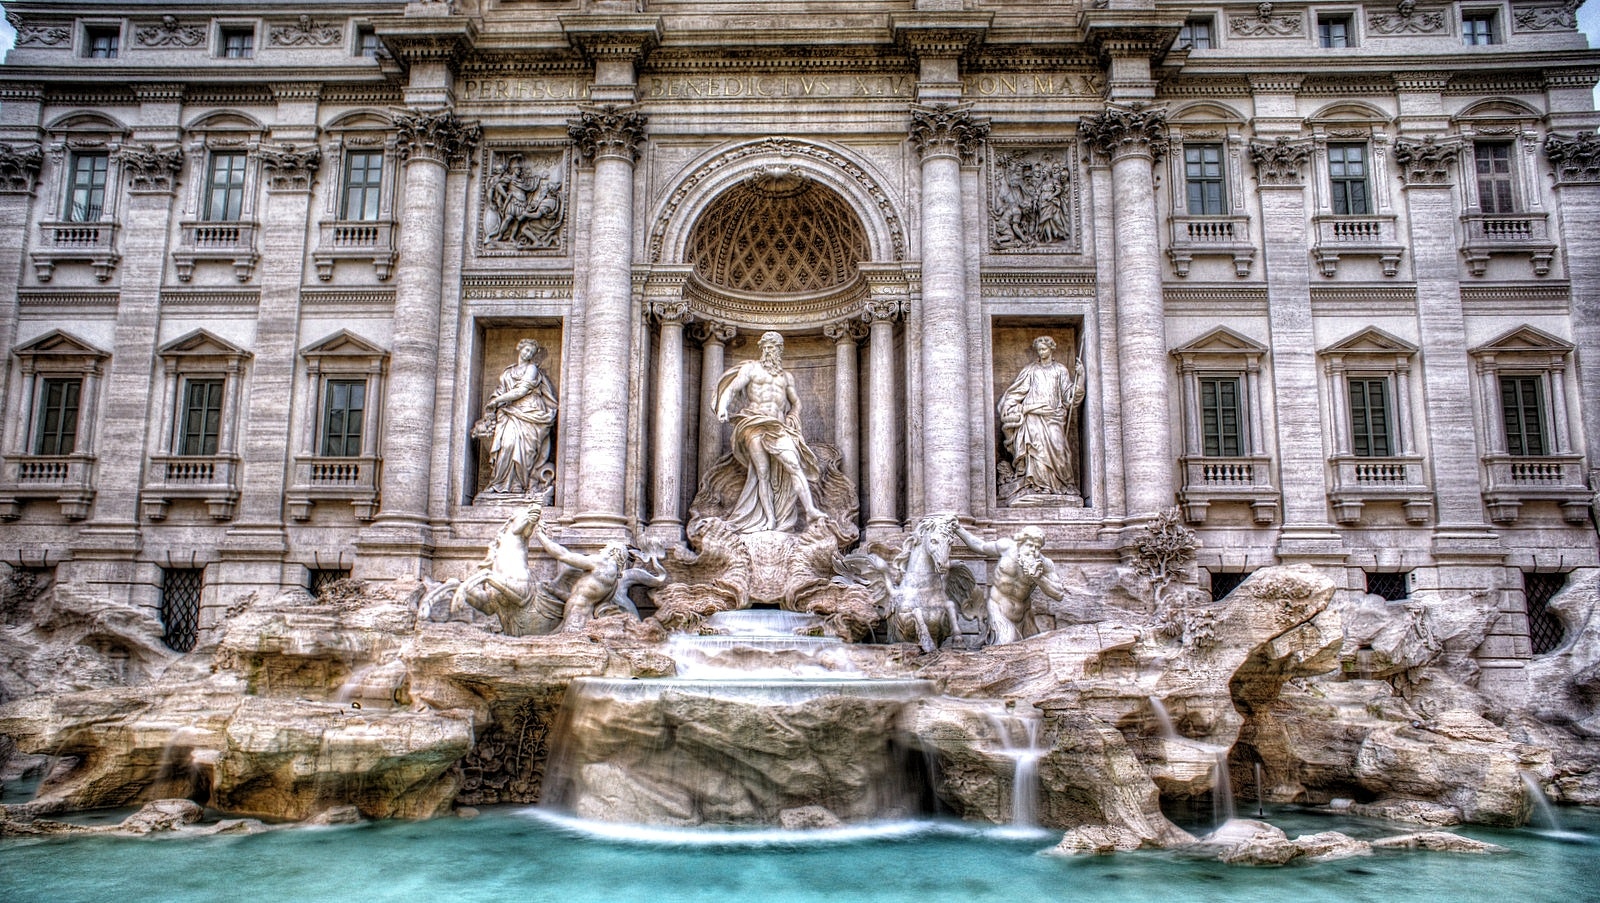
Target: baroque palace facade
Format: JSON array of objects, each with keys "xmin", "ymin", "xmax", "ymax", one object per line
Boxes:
[{"xmin": 0, "ymin": 0, "xmax": 1596, "ymax": 697}]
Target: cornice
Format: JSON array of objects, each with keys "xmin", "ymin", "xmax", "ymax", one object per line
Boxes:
[
  {"xmin": 374, "ymin": 18, "xmax": 478, "ymax": 67},
  {"xmin": 560, "ymin": 15, "xmax": 665, "ymax": 65}
]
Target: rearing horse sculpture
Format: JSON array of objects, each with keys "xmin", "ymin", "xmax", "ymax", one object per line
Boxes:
[{"xmin": 838, "ymin": 514, "xmax": 981, "ymax": 653}]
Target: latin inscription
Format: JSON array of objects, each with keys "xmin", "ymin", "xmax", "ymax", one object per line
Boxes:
[{"xmin": 461, "ymin": 73, "xmax": 1097, "ymax": 104}]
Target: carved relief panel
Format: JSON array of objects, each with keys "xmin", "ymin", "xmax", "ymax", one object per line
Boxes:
[
  {"xmin": 985, "ymin": 145, "xmax": 1081, "ymax": 254},
  {"xmin": 477, "ymin": 146, "xmax": 569, "ymax": 256}
]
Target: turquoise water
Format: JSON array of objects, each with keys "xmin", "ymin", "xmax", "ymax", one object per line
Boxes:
[{"xmin": 2, "ymin": 805, "xmax": 1598, "ymax": 903}]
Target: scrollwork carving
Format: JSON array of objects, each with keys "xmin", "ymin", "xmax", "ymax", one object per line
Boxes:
[
  {"xmin": 1079, "ymin": 104, "xmax": 1170, "ymax": 163},
  {"xmin": 1368, "ymin": 1, "xmax": 1447, "ymax": 34},
  {"xmin": 822, "ymin": 319, "xmax": 867, "ymax": 343},
  {"xmin": 259, "ymin": 143, "xmax": 321, "ymax": 191},
  {"xmin": 394, "ymin": 110, "xmax": 481, "ymax": 166},
  {"xmin": 648, "ymin": 299, "xmax": 692, "ymax": 324},
  {"xmin": 14, "ymin": 22, "xmax": 71, "ymax": 47},
  {"xmin": 1514, "ymin": 1, "xmax": 1581, "ymax": 31},
  {"xmin": 688, "ymin": 321, "xmax": 738, "ymax": 345},
  {"xmin": 862, "ymin": 298, "xmax": 905, "ymax": 323},
  {"xmin": 1249, "ymin": 137, "xmax": 1312, "ymax": 185},
  {"xmin": 908, "ymin": 104, "xmax": 990, "ymax": 163},
  {"xmin": 568, "ymin": 105, "xmax": 648, "ymax": 163},
  {"xmin": 121, "ymin": 144, "xmax": 184, "ymax": 193},
  {"xmin": 1229, "ymin": 2, "xmax": 1305, "ymax": 36},
  {"xmin": 0, "ymin": 143, "xmax": 44, "ymax": 193},
  {"xmin": 270, "ymin": 15, "xmax": 343, "ymax": 47},
  {"xmin": 1545, "ymin": 132, "xmax": 1600, "ymax": 183},
  {"xmin": 135, "ymin": 16, "xmax": 204, "ymax": 47},
  {"xmin": 1392, "ymin": 136, "xmax": 1461, "ymax": 185}
]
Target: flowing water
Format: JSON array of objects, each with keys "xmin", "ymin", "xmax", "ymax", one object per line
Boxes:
[{"xmin": 3, "ymin": 804, "xmax": 1597, "ymax": 903}]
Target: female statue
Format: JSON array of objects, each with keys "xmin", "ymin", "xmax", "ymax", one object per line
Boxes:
[{"xmin": 477, "ymin": 338, "xmax": 558, "ymax": 496}]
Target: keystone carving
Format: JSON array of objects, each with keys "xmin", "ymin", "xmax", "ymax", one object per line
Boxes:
[
  {"xmin": 259, "ymin": 144, "xmax": 321, "ymax": 191},
  {"xmin": 394, "ymin": 110, "xmax": 481, "ymax": 166},
  {"xmin": 908, "ymin": 104, "xmax": 990, "ymax": 163},
  {"xmin": 568, "ymin": 105, "xmax": 648, "ymax": 163},
  {"xmin": 1392, "ymin": 136, "xmax": 1461, "ymax": 185},
  {"xmin": 1079, "ymin": 104, "xmax": 1170, "ymax": 163},
  {"xmin": 1249, "ymin": 137, "xmax": 1312, "ymax": 186},
  {"xmin": 121, "ymin": 144, "xmax": 184, "ymax": 193},
  {"xmin": 1545, "ymin": 132, "xmax": 1600, "ymax": 183},
  {"xmin": 0, "ymin": 143, "xmax": 44, "ymax": 193}
]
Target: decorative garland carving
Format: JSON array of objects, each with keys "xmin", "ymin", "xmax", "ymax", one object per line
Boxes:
[
  {"xmin": 270, "ymin": 16, "xmax": 343, "ymax": 47},
  {"xmin": 1229, "ymin": 3, "xmax": 1305, "ymax": 36},
  {"xmin": 1249, "ymin": 137, "xmax": 1312, "ymax": 185},
  {"xmin": 908, "ymin": 103, "xmax": 990, "ymax": 163},
  {"xmin": 989, "ymin": 147, "xmax": 1074, "ymax": 251},
  {"xmin": 1392, "ymin": 136, "xmax": 1461, "ymax": 185},
  {"xmin": 481, "ymin": 150, "xmax": 566, "ymax": 253},
  {"xmin": 135, "ymin": 16, "xmax": 204, "ymax": 47},
  {"xmin": 1368, "ymin": 0, "xmax": 1447, "ymax": 34},
  {"xmin": 259, "ymin": 144, "xmax": 321, "ymax": 191},
  {"xmin": 1545, "ymin": 132, "xmax": 1600, "ymax": 183},
  {"xmin": 1078, "ymin": 104, "xmax": 1170, "ymax": 163},
  {"xmin": 121, "ymin": 144, "xmax": 184, "ymax": 193},
  {"xmin": 14, "ymin": 20, "xmax": 71, "ymax": 47},
  {"xmin": 1514, "ymin": 1, "xmax": 1582, "ymax": 31},
  {"xmin": 0, "ymin": 143, "xmax": 44, "ymax": 193},
  {"xmin": 568, "ymin": 105, "xmax": 648, "ymax": 163},
  {"xmin": 394, "ymin": 109, "xmax": 480, "ymax": 166}
]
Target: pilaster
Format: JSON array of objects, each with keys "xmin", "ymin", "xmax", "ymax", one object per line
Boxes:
[{"xmin": 1543, "ymin": 132, "xmax": 1600, "ymax": 522}]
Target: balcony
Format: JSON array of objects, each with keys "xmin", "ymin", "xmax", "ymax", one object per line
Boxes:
[
  {"xmin": 313, "ymin": 220, "xmax": 397, "ymax": 282},
  {"xmin": 1311, "ymin": 215, "xmax": 1403, "ymax": 277},
  {"xmin": 1178, "ymin": 455, "xmax": 1279, "ymax": 525},
  {"xmin": 141, "ymin": 454, "xmax": 240, "ymax": 521},
  {"xmin": 1460, "ymin": 213, "xmax": 1556, "ymax": 277},
  {"xmin": 0, "ymin": 454, "xmax": 96, "ymax": 519},
  {"xmin": 1167, "ymin": 216, "xmax": 1256, "ymax": 277},
  {"xmin": 31, "ymin": 221, "xmax": 120, "ymax": 282},
  {"xmin": 1328, "ymin": 455, "xmax": 1433, "ymax": 525},
  {"xmin": 1482, "ymin": 453, "xmax": 1591, "ymax": 524},
  {"xmin": 286, "ymin": 456, "xmax": 381, "ymax": 522},
  {"xmin": 173, "ymin": 221, "xmax": 258, "ymax": 282}
]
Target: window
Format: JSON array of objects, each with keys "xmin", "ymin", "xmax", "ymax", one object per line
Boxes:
[
  {"xmin": 64, "ymin": 152, "xmax": 108, "ymax": 222},
  {"xmin": 1318, "ymin": 14, "xmax": 1354, "ymax": 47},
  {"xmin": 1327, "ymin": 144, "xmax": 1370, "ymax": 215},
  {"xmin": 84, "ymin": 26, "xmax": 120, "ymax": 58},
  {"xmin": 179, "ymin": 378, "xmax": 224, "ymax": 457},
  {"xmin": 1499, "ymin": 374, "xmax": 1547, "ymax": 457},
  {"xmin": 1474, "ymin": 143, "xmax": 1516, "ymax": 214},
  {"xmin": 1365, "ymin": 571, "xmax": 1409, "ymax": 601},
  {"xmin": 1347, "ymin": 377, "xmax": 1393, "ymax": 457},
  {"xmin": 220, "ymin": 27, "xmax": 254, "ymax": 59},
  {"xmin": 160, "ymin": 567, "xmax": 203, "ymax": 653},
  {"xmin": 1463, "ymin": 12, "xmax": 1498, "ymax": 45},
  {"xmin": 33, "ymin": 378, "xmax": 82, "ymax": 456},
  {"xmin": 321, "ymin": 379, "xmax": 367, "ymax": 457},
  {"xmin": 308, "ymin": 568, "xmax": 353, "ymax": 598},
  {"xmin": 355, "ymin": 26, "xmax": 381, "ymax": 57},
  {"xmin": 1524, "ymin": 572, "xmax": 1567, "ymax": 655},
  {"xmin": 1199, "ymin": 376, "xmax": 1242, "ymax": 457},
  {"xmin": 203, "ymin": 152, "xmax": 247, "ymax": 222},
  {"xmin": 341, "ymin": 151, "xmax": 384, "ymax": 221},
  {"xmin": 1179, "ymin": 17, "xmax": 1214, "ymax": 49},
  {"xmin": 1208, "ymin": 570, "xmax": 1251, "ymax": 600},
  {"xmin": 1184, "ymin": 144, "xmax": 1226, "ymax": 215}
]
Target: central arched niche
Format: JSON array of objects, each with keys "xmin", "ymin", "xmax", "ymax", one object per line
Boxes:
[{"xmin": 685, "ymin": 169, "xmax": 869, "ymax": 296}]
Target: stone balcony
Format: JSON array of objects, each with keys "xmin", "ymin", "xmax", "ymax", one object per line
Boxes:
[
  {"xmin": 0, "ymin": 454, "xmax": 96, "ymax": 520},
  {"xmin": 1481, "ymin": 453, "xmax": 1591, "ymax": 524},
  {"xmin": 31, "ymin": 221, "xmax": 120, "ymax": 282},
  {"xmin": 173, "ymin": 221, "xmax": 259, "ymax": 282},
  {"xmin": 1166, "ymin": 215, "xmax": 1255, "ymax": 277},
  {"xmin": 1459, "ymin": 213, "xmax": 1556, "ymax": 277},
  {"xmin": 1327, "ymin": 455, "xmax": 1433, "ymax": 525},
  {"xmin": 141, "ymin": 454, "xmax": 240, "ymax": 521},
  {"xmin": 1310, "ymin": 214, "xmax": 1403, "ymax": 277},
  {"xmin": 1178, "ymin": 455, "xmax": 1279, "ymax": 525},
  {"xmin": 286, "ymin": 456, "xmax": 381, "ymax": 522},
  {"xmin": 312, "ymin": 220, "xmax": 397, "ymax": 281}
]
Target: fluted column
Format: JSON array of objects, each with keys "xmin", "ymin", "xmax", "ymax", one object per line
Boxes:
[
  {"xmin": 824, "ymin": 319, "xmax": 866, "ymax": 493},
  {"xmin": 692, "ymin": 321, "xmax": 736, "ymax": 488},
  {"xmin": 648, "ymin": 299, "xmax": 689, "ymax": 536},
  {"xmin": 569, "ymin": 105, "xmax": 646, "ymax": 536},
  {"xmin": 909, "ymin": 104, "xmax": 988, "ymax": 518},
  {"xmin": 1079, "ymin": 104, "xmax": 1174, "ymax": 519},
  {"xmin": 865, "ymin": 298, "xmax": 903, "ymax": 534},
  {"xmin": 368, "ymin": 111, "xmax": 478, "ymax": 544}
]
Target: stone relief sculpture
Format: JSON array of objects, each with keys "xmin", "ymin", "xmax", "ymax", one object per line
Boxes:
[
  {"xmin": 953, "ymin": 523, "xmax": 1064, "ymax": 645},
  {"xmin": 473, "ymin": 338, "xmax": 558, "ymax": 500},
  {"xmin": 838, "ymin": 514, "xmax": 981, "ymax": 653},
  {"xmin": 990, "ymin": 150, "xmax": 1072, "ymax": 250},
  {"xmin": 531, "ymin": 523, "xmax": 665, "ymax": 633},
  {"xmin": 713, "ymin": 331, "xmax": 828, "ymax": 533},
  {"xmin": 135, "ymin": 16, "xmax": 205, "ymax": 47},
  {"xmin": 484, "ymin": 153, "xmax": 565, "ymax": 250},
  {"xmin": 997, "ymin": 336, "xmax": 1087, "ymax": 506}
]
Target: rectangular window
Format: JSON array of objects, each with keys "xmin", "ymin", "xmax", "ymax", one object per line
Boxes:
[
  {"xmin": 179, "ymin": 378, "xmax": 224, "ymax": 457},
  {"xmin": 160, "ymin": 567, "xmax": 203, "ymax": 653},
  {"xmin": 308, "ymin": 568, "xmax": 352, "ymax": 598},
  {"xmin": 33, "ymin": 377, "xmax": 82, "ymax": 456},
  {"xmin": 1474, "ymin": 142, "xmax": 1516, "ymax": 214},
  {"xmin": 320, "ymin": 379, "xmax": 367, "ymax": 457},
  {"xmin": 340, "ymin": 152, "xmax": 384, "ymax": 221},
  {"xmin": 204, "ymin": 152, "xmax": 247, "ymax": 222},
  {"xmin": 1463, "ymin": 12, "xmax": 1498, "ymax": 45},
  {"xmin": 1199, "ymin": 376, "xmax": 1243, "ymax": 457},
  {"xmin": 1348, "ymin": 377, "xmax": 1393, "ymax": 457},
  {"xmin": 220, "ymin": 27, "xmax": 254, "ymax": 59},
  {"xmin": 1179, "ymin": 17, "xmax": 1214, "ymax": 49},
  {"xmin": 1184, "ymin": 144, "xmax": 1226, "ymax": 215},
  {"xmin": 1524, "ymin": 571, "xmax": 1567, "ymax": 655},
  {"xmin": 65, "ymin": 152, "xmax": 108, "ymax": 222},
  {"xmin": 85, "ymin": 26, "xmax": 119, "ymax": 58},
  {"xmin": 1500, "ymin": 375, "xmax": 1547, "ymax": 457},
  {"xmin": 1318, "ymin": 14, "xmax": 1353, "ymax": 48},
  {"xmin": 355, "ymin": 26, "xmax": 381, "ymax": 57},
  {"xmin": 1328, "ymin": 144, "xmax": 1371, "ymax": 215},
  {"xmin": 1365, "ymin": 571, "xmax": 1410, "ymax": 601}
]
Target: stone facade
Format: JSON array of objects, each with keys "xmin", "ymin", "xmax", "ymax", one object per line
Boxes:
[{"xmin": 0, "ymin": 0, "xmax": 1596, "ymax": 698}]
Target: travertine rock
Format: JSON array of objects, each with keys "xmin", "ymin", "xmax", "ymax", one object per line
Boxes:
[
  {"xmin": 1049, "ymin": 825, "xmax": 1145, "ymax": 854},
  {"xmin": 1369, "ymin": 831, "xmax": 1508, "ymax": 853}
]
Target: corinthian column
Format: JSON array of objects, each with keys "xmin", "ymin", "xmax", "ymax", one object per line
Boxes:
[
  {"xmin": 568, "ymin": 105, "xmax": 646, "ymax": 536},
  {"xmin": 648, "ymin": 300, "xmax": 690, "ymax": 537},
  {"xmin": 368, "ymin": 111, "xmax": 478, "ymax": 547},
  {"xmin": 1079, "ymin": 104, "xmax": 1174, "ymax": 519},
  {"xmin": 909, "ymin": 103, "xmax": 988, "ymax": 518}
]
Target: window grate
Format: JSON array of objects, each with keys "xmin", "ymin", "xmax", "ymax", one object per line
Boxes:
[
  {"xmin": 1365, "ymin": 571, "xmax": 1409, "ymax": 601},
  {"xmin": 160, "ymin": 567, "xmax": 203, "ymax": 653},
  {"xmin": 308, "ymin": 568, "xmax": 352, "ymax": 598},
  {"xmin": 1208, "ymin": 570, "xmax": 1251, "ymax": 601},
  {"xmin": 1524, "ymin": 572, "xmax": 1567, "ymax": 655}
]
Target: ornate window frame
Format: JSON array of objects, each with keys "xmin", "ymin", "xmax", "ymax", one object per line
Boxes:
[
  {"xmin": 1164, "ymin": 103, "xmax": 1253, "ymax": 277},
  {"xmin": 0, "ymin": 330, "xmax": 108, "ymax": 520},
  {"xmin": 1172, "ymin": 326, "xmax": 1278, "ymax": 525},
  {"xmin": 32, "ymin": 112, "xmax": 128, "ymax": 283},
  {"xmin": 1306, "ymin": 103, "xmax": 1403, "ymax": 277},
  {"xmin": 141, "ymin": 329, "xmax": 251, "ymax": 521},
  {"xmin": 174, "ymin": 112, "xmax": 263, "ymax": 282},
  {"xmin": 1453, "ymin": 99, "xmax": 1555, "ymax": 277},
  {"xmin": 286, "ymin": 330, "xmax": 387, "ymax": 522},
  {"xmin": 1319, "ymin": 327, "xmax": 1433, "ymax": 524},
  {"xmin": 314, "ymin": 112, "xmax": 400, "ymax": 280}
]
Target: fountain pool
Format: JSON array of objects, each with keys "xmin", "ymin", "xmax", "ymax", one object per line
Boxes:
[{"xmin": 2, "ymin": 805, "xmax": 1597, "ymax": 903}]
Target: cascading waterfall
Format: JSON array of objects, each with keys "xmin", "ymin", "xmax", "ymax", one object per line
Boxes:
[
  {"xmin": 1212, "ymin": 750, "xmax": 1235, "ymax": 825},
  {"xmin": 985, "ymin": 705, "xmax": 1045, "ymax": 829}
]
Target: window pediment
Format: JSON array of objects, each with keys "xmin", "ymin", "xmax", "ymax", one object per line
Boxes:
[
  {"xmin": 158, "ymin": 328, "xmax": 251, "ymax": 363},
  {"xmin": 14, "ymin": 329, "xmax": 108, "ymax": 365},
  {"xmin": 1471, "ymin": 324, "xmax": 1572, "ymax": 359},
  {"xmin": 1321, "ymin": 326, "xmax": 1417, "ymax": 360},
  {"xmin": 1172, "ymin": 326, "xmax": 1267, "ymax": 363}
]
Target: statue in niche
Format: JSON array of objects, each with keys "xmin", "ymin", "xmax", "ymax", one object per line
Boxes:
[
  {"xmin": 473, "ymin": 338, "xmax": 558, "ymax": 500},
  {"xmin": 997, "ymin": 335, "xmax": 1086, "ymax": 506},
  {"xmin": 953, "ymin": 523, "xmax": 1065, "ymax": 645},
  {"xmin": 485, "ymin": 154, "xmax": 564, "ymax": 250},
  {"xmin": 713, "ymin": 331, "xmax": 828, "ymax": 533}
]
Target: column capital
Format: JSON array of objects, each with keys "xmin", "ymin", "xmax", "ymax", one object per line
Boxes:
[
  {"xmin": 569, "ymin": 104, "xmax": 648, "ymax": 163},
  {"xmin": 1079, "ymin": 103, "xmax": 1169, "ymax": 164},
  {"xmin": 259, "ymin": 143, "xmax": 321, "ymax": 192},
  {"xmin": 909, "ymin": 103, "xmax": 989, "ymax": 163},
  {"xmin": 394, "ymin": 109, "xmax": 480, "ymax": 166},
  {"xmin": 1248, "ymin": 136, "xmax": 1312, "ymax": 187},
  {"xmin": 862, "ymin": 298, "xmax": 906, "ymax": 324},
  {"xmin": 121, "ymin": 143, "xmax": 184, "ymax": 194},
  {"xmin": 689, "ymin": 320, "xmax": 737, "ymax": 345},
  {"xmin": 824, "ymin": 319, "xmax": 869, "ymax": 344},
  {"xmin": 1393, "ymin": 135, "xmax": 1462, "ymax": 187},
  {"xmin": 0, "ymin": 142, "xmax": 43, "ymax": 194},
  {"xmin": 648, "ymin": 299, "xmax": 691, "ymax": 324},
  {"xmin": 1545, "ymin": 132, "xmax": 1600, "ymax": 185}
]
